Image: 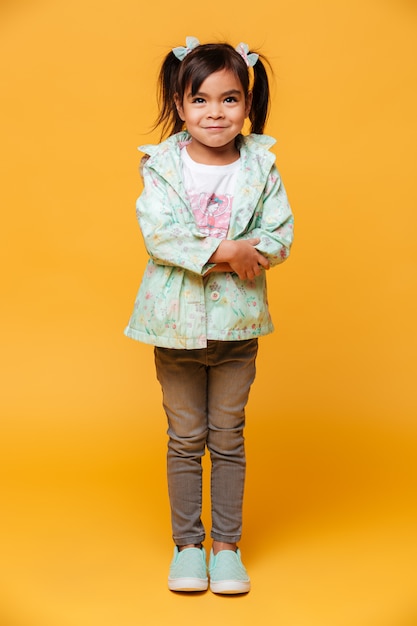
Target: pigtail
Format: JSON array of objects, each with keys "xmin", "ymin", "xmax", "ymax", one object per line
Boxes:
[
  {"xmin": 249, "ymin": 55, "xmax": 271, "ymax": 135},
  {"xmin": 154, "ymin": 51, "xmax": 184, "ymax": 138}
]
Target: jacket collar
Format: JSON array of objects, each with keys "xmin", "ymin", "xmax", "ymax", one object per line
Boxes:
[
  {"xmin": 139, "ymin": 132, "xmax": 190, "ymax": 206},
  {"xmin": 139, "ymin": 132, "xmax": 277, "ymax": 238},
  {"xmin": 229, "ymin": 134, "xmax": 276, "ymax": 238}
]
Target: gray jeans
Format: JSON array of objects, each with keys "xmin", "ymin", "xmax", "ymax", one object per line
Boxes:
[{"xmin": 154, "ymin": 339, "xmax": 258, "ymax": 546}]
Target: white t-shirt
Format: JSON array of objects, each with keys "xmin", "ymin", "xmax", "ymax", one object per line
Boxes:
[{"xmin": 181, "ymin": 146, "xmax": 240, "ymax": 239}]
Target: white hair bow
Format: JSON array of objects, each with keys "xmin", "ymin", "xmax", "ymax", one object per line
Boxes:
[
  {"xmin": 172, "ymin": 36, "xmax": 200, "ymax": 61},
  {"xmin": 235, "ymin": 42, "xmax": 259, "ymax": 67}
]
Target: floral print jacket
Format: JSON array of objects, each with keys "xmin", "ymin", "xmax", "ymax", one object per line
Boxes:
[{"xmin": 124, "ymin": 131, "xmax": 294, "ymax": 349}]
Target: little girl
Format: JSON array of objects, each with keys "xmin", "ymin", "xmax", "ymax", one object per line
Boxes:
[{"xmin": 125, "ymin": 37, "xmax": 294, "ymax": 594}]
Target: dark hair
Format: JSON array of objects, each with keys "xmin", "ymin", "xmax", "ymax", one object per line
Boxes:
[{"xmin": 155, "ymin": 42, "xmax": 271, "ymax": 138}]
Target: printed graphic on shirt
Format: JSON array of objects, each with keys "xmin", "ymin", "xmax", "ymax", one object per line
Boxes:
[{"xmin": 188, "ymin": 192, "xmax": 233, "ymax": 238}]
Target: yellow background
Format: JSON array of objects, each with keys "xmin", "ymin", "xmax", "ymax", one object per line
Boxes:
[{"xmin": 1, "ymin": 0, "xmax": 416, "ymax": 624}]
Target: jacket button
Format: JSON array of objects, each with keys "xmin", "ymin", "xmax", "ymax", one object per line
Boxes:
[{"xmin": 211, "ymin": 291, "xmax": 220, "ymax": 301}]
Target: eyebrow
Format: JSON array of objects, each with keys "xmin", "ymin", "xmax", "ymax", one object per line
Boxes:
[{"xmin": 187, "ymin": 89, "xmax": 243, "ymax": 98}]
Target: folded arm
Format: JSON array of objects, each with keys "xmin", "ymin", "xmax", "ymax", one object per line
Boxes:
[
  {"xmin": 137, "ymin": 166, "xmax": 221, "ymax": 275},
  {"xmin": 206, "ymin": 238, "xmax": 269, "ymax": 280}
]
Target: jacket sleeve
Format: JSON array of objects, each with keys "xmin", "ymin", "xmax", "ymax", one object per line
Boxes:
[
  {"xmin": 244, "ymin": 164, "xmax": 294, "ymax": 267},
  {"xmin": 136, "ymin": 163, "xmax": 221, "ymax": 275}
]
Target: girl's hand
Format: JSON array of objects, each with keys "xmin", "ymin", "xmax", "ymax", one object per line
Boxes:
[
  {"xmin": 209, "ymin": 238, "xmax": 270, "ymax": 280},
  {"xmin": 203, "ymin": 262, "xmax": 234, "ymax": 276}
]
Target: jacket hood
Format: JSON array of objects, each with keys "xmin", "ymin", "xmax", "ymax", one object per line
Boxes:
[
  {"xmin": 138, "ymin": 131, "xmax": 276, "ymax": 160},
  {"xmin": 138, "ymin": 132, "xmax": 278, "ymax": 241}
]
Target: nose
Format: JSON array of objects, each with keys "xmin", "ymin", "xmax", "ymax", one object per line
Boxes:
[{"xmin": 207, "ymin": 103, "xmax": 224, "ymax": 118}]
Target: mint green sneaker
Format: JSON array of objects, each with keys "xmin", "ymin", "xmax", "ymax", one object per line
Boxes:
[
  {"xmin": 208, "ymin": 548, "xmax": 251, "ymax": 594},
  {"xmin": 168, "ymin": 546, "xmax": 208, "ymax": 592}
]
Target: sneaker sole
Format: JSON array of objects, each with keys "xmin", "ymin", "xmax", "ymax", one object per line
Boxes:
[
  {"xmin": 210, "ymin": 579, "xmax": 251, "ymax": 594},
  {"xmin": 168, "ymin": 577, "xmax": 208, "ymax": 592}
]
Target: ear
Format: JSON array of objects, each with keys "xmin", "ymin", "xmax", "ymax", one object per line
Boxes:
[
  {"xmin": 174, "ymin": 94, "xmax": 185, "ymax": 121},
  {"xmin": 245, "ymin": 91, "xmax": 253, "ymax": 118}
]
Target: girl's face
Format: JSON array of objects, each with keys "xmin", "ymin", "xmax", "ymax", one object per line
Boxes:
[{"xmin": 175, "ymin": 69, "xmax": 252, "ymax": 165}]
